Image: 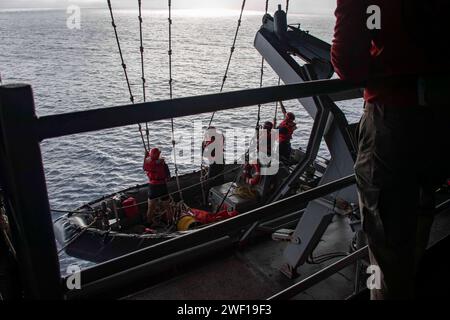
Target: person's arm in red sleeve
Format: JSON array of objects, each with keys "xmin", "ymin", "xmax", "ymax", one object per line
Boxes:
[
  {"xmin": 143, "ymin": 153, "xmax": 150, "ymax": 172},
  {"xmin": 279, "ymin": 101, "xmax": 287, "ymax": 117},
  {"xmin": 331, "ymin": 0, "xmax": 372, "ymax": 82}
]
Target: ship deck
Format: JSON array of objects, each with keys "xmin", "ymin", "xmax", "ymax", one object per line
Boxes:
[{"xmin": 122, "ymin": 196, "xmax": 450, "ymax": 300}]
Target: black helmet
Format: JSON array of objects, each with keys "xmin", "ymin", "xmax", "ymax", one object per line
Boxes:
[
  {"xmin": 263, "ymin": 121, "xmax": 274, "ymax": 130},
  {"xmin": 286, "ymin": 112, "xmax": 295, "ymax": 121}
]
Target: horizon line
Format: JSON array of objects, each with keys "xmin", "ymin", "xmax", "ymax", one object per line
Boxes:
[{"xmin": 0, "ymin": 6, "xmax": 333, "ymax": 16}]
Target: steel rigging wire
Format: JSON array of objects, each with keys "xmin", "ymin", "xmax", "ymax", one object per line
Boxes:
[
  {"xmin": 168, "ymin": 0, "xmax": 184, "ymax": 201},
  {"xmin": 199, "ymin": 0, "xmax": 248, "ymax": 204},
  {"xmin": 107, "ymin": 0, "xmax": 149, "ymax": 153},
  {"xmin": 138, "ymin": 0, "xmax": 151, "ymax": 148},
  {"xmin": 207, "ymin": 0, "xmax": 247, "ymax": 128},
  {"xmin": 215, "ymin": 0, "xmax": 293, "ymax": 213}
]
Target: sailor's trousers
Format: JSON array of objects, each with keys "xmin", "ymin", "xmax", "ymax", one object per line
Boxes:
[{"xmin": 355, "ymin": 102, "xmax": 450, "ymax": 299}]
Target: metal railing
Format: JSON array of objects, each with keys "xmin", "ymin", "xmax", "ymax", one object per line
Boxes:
[
  {"xmin": 268, "ymin": 197, "xmax": 450, "ymax": 300},
  {"xmin": 68, "ymin": 175, "xmax": 357, "ymax": 299},
  {"xmin": 0, "ymin": 79, "xmax": 362, "ymax": 299},
  {"xmin": 268, "ymin": 246, "xmax": 369, "ymax": 300}
]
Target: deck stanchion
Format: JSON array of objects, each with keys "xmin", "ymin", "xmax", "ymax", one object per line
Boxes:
[{"xmin": 0, "ymin": 84, "xmax": 62, "ymax": 299}]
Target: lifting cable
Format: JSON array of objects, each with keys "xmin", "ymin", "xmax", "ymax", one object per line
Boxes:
[
  {"xmin": 215, "ymin": 1, "xmax": 289, "ymax": 210},
  {"xmin": 168, "ymin": 0, "xmax": 184, "ymax": 201},
  {"xmin": 138, "ymin": 0, "xmax": 150, "ymax": 148},
  {"xmin": 208, "ymin": 0, "xmax": 247, "ymax": 128},
  {"xmin": 107, "ymin": 0, "xmax": 148, "ymax": 153},
  {"xmin": 200, "ymin": 0, "xmax": 247, "ymax": 204},
  {"xmin": 274, "ymin": 0, "xmax": 290, "ymax": 126}
]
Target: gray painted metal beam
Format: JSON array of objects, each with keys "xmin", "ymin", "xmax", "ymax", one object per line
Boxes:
[
  {"xmin": 269, "ymin": 198, "xmax": 450, "ymax": 300},
  {"xmin": 0, "ymin": 84, "xmax": 62, "ymax": 299},
  {"xmin": 254, "ymin": 16, "xmax": 361, "ymax": 273},
  {"xmin": 268, "ymin": 246, "xmax": 369, "ymax": 300},
  {"xmin": 36, "ymin": 79, "xmax": 362, "ymax": 141},
  {"xmin": 65, "ymin": 175, "xmax": 356, "ymax": 291}
]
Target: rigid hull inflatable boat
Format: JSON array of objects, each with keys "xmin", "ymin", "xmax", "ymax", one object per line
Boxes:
[{"xmin": 54, "ymin": 150, "xmax": 328, "ymax": 263}]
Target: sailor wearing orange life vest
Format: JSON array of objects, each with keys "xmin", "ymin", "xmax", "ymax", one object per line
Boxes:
[
  {"xmin": 143, "ymin": 148, "xmax": 172, "ymax": 226},
  {"xmin": 277, "ymin": 102, "xmax": 297, "ymax": 161}
]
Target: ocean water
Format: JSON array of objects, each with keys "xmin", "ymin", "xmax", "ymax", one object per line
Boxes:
[{"xmin": 0, "ymin": 8, "xmax": 363, "ymax": 272}]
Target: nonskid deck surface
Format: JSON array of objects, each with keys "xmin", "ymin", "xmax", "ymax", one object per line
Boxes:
[
  {"xmin": 125, "ymin": 214, "xmax": 358, "ymax": 300},
  {"xmin": 125, "ymin": 205, "xmax": 450, "ymax": 300}
]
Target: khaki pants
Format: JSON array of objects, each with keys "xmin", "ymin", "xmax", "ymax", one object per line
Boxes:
[{"xmin": 355, "ymin": 102, "xmax": 450, "ymax": 299}]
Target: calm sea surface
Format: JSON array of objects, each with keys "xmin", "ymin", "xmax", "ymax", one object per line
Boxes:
[{"xmin": 0, "ymin": 8, "xmax": 362, "ymax": 272}]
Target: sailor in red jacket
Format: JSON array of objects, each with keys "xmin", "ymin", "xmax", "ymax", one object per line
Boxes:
[
  {"xmin": 144, "ymin": 148, "xmax": 172, "ymax": 226},
  {"xmin": 277, "ymin": 102, "xmax": 297, "ymax": 161},
  {"xmin": 332, "ymin": 0, "xmax": 450, "ymax": 299}
]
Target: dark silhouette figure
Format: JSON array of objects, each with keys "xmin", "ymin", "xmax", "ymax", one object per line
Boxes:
[{"xmin": 332, "ymin": 0, "xmax": 450, "ymax": 299}]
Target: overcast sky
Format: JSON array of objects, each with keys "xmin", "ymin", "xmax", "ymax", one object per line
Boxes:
[{"xmin": 0, "ymin": 0, "xmax": 336, "ymax": 14}]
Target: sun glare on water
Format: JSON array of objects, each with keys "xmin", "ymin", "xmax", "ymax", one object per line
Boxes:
[{"xmin": 172, "ymin": 8, "xmax": 263, "ymax": 17}]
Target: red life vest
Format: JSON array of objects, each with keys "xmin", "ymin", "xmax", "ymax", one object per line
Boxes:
[
  {"xmin": 144, "ymin": 158, "xmax": 169, "ymax": 185},
  {"xmin": 243, "ymin": 163, "xmax": 261, "ymax": 186},
  {"xmin": 122, "ymin": 197, "xmax": 139, "ymax": 219},
  {"xmin": 278, "ymin": 119, "xmax": 296, "ymax": 143},
  {"xmin": 190, "ymin": 208, "xmax": 239, "ymax": 224}
]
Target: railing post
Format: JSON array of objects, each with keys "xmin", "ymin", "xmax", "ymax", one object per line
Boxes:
[{"xmin": 0, "ymin": 84, "xmax": 62, "ymax": 299}]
